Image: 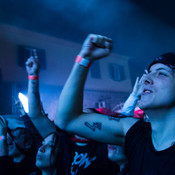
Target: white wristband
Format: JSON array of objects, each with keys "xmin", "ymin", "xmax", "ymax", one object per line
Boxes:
[{"xmin": 75, "ymin": 55, "xmax": 92, "ymax": 68}]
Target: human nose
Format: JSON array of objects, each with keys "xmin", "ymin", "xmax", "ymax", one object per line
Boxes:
[
  {"xmin": 144, "ymin": 73, "xmax": 154, "ymax": 85},
  {"xmin": 38, "ymin": 145, "xmax": 45, "ymax": 153}
]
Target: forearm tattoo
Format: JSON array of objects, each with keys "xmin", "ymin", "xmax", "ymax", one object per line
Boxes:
[
  {"xmin": 108, "ymin": 116, "xmax": 120, "ymax": 122},
  {"xmin": 84, "ymin": 122, "xmax": 102, "ymax": 132},
  {"xmin": 108, "ymin": 114, "xmax": 127, "ymax": 122},
  {"xmin": 31, "ymin": 81, "xmax": 40, "ymax": 98}
]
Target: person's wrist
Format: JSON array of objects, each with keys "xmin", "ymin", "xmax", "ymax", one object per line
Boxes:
[
  {"xmin": 78, "ymin": 50, "xmax": 92, "ymax": 59},
  {"xmin": 130, "ymin": 92, "xmax": 140, "ymax": 99},
  {"xmin": 75, "ymin": 55, "xmax": 92, "ymax": 68},
  {"xmin": 28, "ymin": 75, "xmax": 39, "ymax": 80}
]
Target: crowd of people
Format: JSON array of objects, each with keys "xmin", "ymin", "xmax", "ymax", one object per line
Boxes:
[{"xmin": 0, "ymin": 33, "xmax": 175, "ymax": 175}]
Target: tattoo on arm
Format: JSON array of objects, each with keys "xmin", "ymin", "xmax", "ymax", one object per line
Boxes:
[
  {"xmin": 31, "ymin": 81, "xmax": 39, "ymax": 95},
  {"xmin": 31, "ymin": 80, "xmax": 38, "ymax": 86},
  {"xmin": 31, "ymin": 81, "xmax": 40, "ymax": 100},
  {"xmin": 84, "ymin": 122, "xmax": 102, "ymax": 132},
  {"xmin": 108, "ymin": 113, "xmax": 128, "ymax": 122},
  {"xmin": 108, "ymin": 116, "xmax": 120, "ymax": 122}
]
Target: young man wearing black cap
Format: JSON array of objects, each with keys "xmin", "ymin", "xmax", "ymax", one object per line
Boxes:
[{"xmin": 55, "ymin": 34, "xmax": 175, "ymax": 174}]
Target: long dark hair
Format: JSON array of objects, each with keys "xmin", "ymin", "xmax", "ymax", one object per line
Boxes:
[
  {"xmin": 47, "ymin": 132, "xmax": 60, "ymax": 175},
  {"xmin": 44, "ymin": 131, "xmax": 74, "ymax": 175}
]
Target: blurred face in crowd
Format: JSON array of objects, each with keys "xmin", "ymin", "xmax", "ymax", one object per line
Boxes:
[
  {"xmin": 7, "ymin": 127, "xmax": 32, "ymax": 157},
  {"xmin": 36, "ymin": 133, "xmax": 59, "ymax": 170},
  {"xmin": 108, "ymin": 144, "xmax": 127, "ymax": 166},
  {"xmin": 138, "ymin": 63, "xmax": 175, "ymax": 110}
]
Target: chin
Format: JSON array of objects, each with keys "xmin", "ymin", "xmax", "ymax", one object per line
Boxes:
[
  {"xmin": 138, "ymin": 101, "xmax": 147, "ymax": 110},
  {"xmin": 138, "ymin": 97, "xmax": 153, "ymax": 108},
  {"xmin": 8, "ymin": 150, "xmax": 14, "ymax": 157},
  {"xmin": 35, "ymin": 162, "xmax": 43, "ymax": 169}
]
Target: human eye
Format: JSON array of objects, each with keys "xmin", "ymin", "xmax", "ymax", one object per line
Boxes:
[
  {"xmin": 158, "ymin": 71, "xmax": 168, "ymax": 76},
  {"xmin": 48, "ymin": 142, "xmax": 55, "ymax": 147}
]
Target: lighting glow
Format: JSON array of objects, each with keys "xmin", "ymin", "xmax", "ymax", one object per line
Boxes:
[{"xmin": 18, "ymin": 92, "xmax": 29, "ymax": 113}]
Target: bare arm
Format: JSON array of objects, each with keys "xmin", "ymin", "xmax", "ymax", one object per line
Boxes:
[
  {"xmin": 54, "ymin": 34, "xmax": 138, "ymax": 145},
  {"xmin": 26, "ymin": 56, "xmax": 56, "ymax": 138},
  {"xmin": 0, "ymin": 116, "xmax": 8, "ymax": 156}
]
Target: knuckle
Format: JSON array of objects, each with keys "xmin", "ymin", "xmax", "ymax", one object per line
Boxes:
[{"xmin": 88, "ymin": 34, "xmax": 94, "ymax": 38}]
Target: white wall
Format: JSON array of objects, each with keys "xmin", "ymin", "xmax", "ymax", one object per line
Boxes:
[{"xmin": 0, "ymin": 24, "xmax": 132, "ymax": 92}]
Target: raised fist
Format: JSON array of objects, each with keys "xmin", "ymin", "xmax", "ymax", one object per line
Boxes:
[
  {"xmin": 79, "ymin": 34, "xmax": 112, "ymax": 61},
  {"xmin": 25, "ymin": 56, "xmax": 39, "ymax": 75}
]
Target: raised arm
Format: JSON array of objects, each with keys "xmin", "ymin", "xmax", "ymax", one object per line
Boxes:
[
  {"xmin": 26, "ymin": 55, "xmax": 56, "ymax": 137},
  {"xmin": 0, "ymin": 116, "xmax": 8, "ymax": 156},
  {"xmin": 54, "ymin": 34, "xmax": 137, "ymax": 145},
  {"xmin": 121, "ymin": 75, "xmax": 145, "ymax": 116}
]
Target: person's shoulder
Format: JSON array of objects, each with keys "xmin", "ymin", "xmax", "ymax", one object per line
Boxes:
[
  {"xmin": 124, "ymin": 119, "xmax": 151, "ymax": 158},
  {"xmin": 120, "ymin": 116, "xmax": 140, "ymax": 136},
  {"xmin": 125, "ymin": 119, "xmax": 151, "ymax": 140}
]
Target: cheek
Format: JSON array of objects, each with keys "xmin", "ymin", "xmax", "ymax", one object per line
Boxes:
[
  {"xmin": 50, "ymin": 148, "xmax": 59, "ymax": 166},
  {"xmin": 41, "ymin": 150, "xmax": 52, "ymax": 161},
  {"xmin": 46, "ymin": 151, "xmax": 52, "ymax": 161},
  {"xmin": 155, "ymin": 83, "xmax": 175, "ymax": 105},
  {"xmin": 160, "ymin": 81, "xmax": 175, "ymax": 94}
]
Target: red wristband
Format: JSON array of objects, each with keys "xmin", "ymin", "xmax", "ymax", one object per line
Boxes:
[
  {"xmin": 75, "ymin": 55, "xmax": 92, "ymax": 68},
  {"xmin": 28, "ymin": 75, "xmax": 39, "ymax": 80}
]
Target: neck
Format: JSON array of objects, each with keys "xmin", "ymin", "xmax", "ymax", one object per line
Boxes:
[
  {"xmin": 42, "ymin": 171, "xmax": 49, "ymax": 175},
  {"xmin": 120, "ymin": 161, "xmax": 128, "ymax": 172},
  {"xmin": 145, "ymin": 107, "xmax": 175, "ymax": 150},
  {"xmin": 42, "ymin": 169, "xmax": 55, "ymax": 175}
]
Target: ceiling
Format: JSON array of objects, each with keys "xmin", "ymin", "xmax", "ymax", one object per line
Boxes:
[
  {"xmin": 0, "ymin": 0, "xmax": 175, "ymax": 83},
  {"xmin": 0, "ymin": 0, "xmax": 175, "ymax": 40}
]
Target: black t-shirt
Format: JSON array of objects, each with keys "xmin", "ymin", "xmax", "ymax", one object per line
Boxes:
[
  {"xmin": 71, "ymin": 141, "xmax": 120, "ymax": 175},
  {"xmin": 125, "ymin": 119, "xmax": 175, "ymax": 175},
  {"xmin": 0, "ymin": 156, "xmax": 39, "ymax": 175}
]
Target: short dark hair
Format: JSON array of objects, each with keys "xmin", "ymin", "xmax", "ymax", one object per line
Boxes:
[{"xmin": 148, "ymin": 52, "xmax": 175, "ymax": 71}]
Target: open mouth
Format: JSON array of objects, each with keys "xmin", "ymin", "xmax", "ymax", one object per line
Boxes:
[{"xmin": 142, "ymin": 89, "xmax": 153, "ymax": 95}]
